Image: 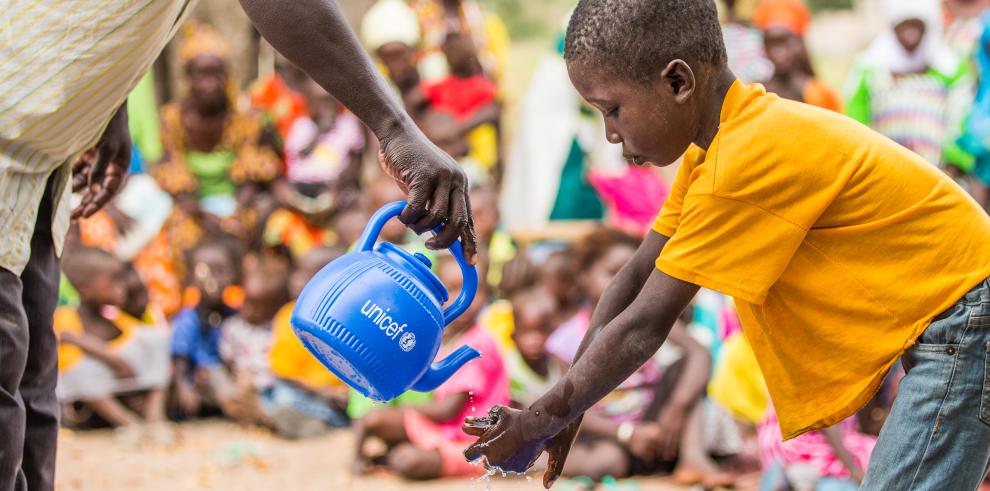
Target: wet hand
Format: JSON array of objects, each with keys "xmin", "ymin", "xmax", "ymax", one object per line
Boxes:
[
  {"xmin": 71, "ymin": 104, "xmax": 131, "ymax": 219},
  {"xmin": 377, "ymin": 128, "xmax": 477, "ymax": 263},
  {"xmin": 462, "ymin": 406, "xmax": 580, "ymax": 489}
]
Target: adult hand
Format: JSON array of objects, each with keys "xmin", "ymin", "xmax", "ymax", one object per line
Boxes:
[
  {"xmin": 462, "ymin": 406, "xmax": 579, "ymax": 489},
  {"xmin": 378, "ymin": 128, "xmax": 477, "ymax": 263},
  {"xmin": 71, "ymin": 103, "xmax": 131, "ymax": 219}
]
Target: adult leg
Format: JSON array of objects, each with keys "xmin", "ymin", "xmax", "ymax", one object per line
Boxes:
[
  {"xmin": 0, "ymin": 269, "xmax": 29, "ymax": 491},
  {"xmin": 19, "ymin": 176, "xmax": 62, "ymax": 491},
  {"xmin": 862, "ymin": 280, "xmax": 990, "ymax": 490}
]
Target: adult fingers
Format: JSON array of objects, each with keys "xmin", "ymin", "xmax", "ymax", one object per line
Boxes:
[
  {"xmin": 463, "ymin": 435, "xmax": 489, "ymax": 463},
  {"xmin": 71, "ymin": 159, "xmax": 89, "ymax": 193},
  {"xmin": 79, "ymin": 162, "xmax": 124, "ymax": 218},
  {"xmin": 460, "ymin": 192, "xmax": 478, "ymax": 265},
  {"xmin": 399, "ymin": 177, "xmax": 432, "ymax": 227},
  {"xmin": 412, "ymin": 180, "xmax": 451, "ymax": 234},
  {"xmin": 427, "ymin": 188, "xmax": 466, "ymax": 250},
  {"xmin": 461, "ymin": 416, "xmax": 492, "ymax": 437}
]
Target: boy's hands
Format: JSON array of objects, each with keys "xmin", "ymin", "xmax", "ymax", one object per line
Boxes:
[
  {"xmin": 176, "ymin": 381, "xmax": 201, "ymax": 416},
  {"xmin": 462, "ymin": 406, "xmax": 580, "ymax": 489},
  {"xmin": 654, "ymin": 404, "xmax": 688, "ymax": 460},
  {"xmin": 626, "ymin": 422, "xmax": 663, "ymax": 461}
]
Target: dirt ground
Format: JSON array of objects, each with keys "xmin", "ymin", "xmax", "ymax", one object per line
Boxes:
[{"xmin": 55, "ymin": 420, "xmax": 688, "ymax": 491}]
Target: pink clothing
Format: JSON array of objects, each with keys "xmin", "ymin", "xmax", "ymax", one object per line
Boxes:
[
  {"xmin": 758, "ymin": 405, "xmax": 876, "ymax": 479},
  {"xmin": 589, "ymin": 166, "xmax": 669, "ymax": 236},
  {"xmin": 430, "ymin": 325, "xmax": 509, "ymax": 441},
  {"xmin": 546, "ymin": 307, "xmax": 663, "ymax": 423},
  {"xmin": 284, "ymin": 111, "xmax": 365, "ymax": 184}
]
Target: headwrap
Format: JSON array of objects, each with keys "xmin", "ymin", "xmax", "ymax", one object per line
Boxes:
[
  {"xmin": 178, "ymin": 22, "xmax": 230, "ymax": 66},
  {"xmin": 753, "ymin": 0, "xmax": 812, "ymax": 37},
  {"xmin": 361, "ymin": 0, "xmax": 422, "ymax": 52},
  {"xmin": 860, "ymin": 0, "xmax": 958, "ymax": 76}
]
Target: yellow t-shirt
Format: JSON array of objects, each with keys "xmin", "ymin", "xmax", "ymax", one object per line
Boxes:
[
  {"xmin": 270, "ymin": 302, "xmax": 344, "ymax": 390},
  {"xmin": 653, "ymin": 81, "xmax": 990, "ymax": 439},
  {"xmin": 54, "ymin": 307, "xmax": 136, "ymax": 373}
]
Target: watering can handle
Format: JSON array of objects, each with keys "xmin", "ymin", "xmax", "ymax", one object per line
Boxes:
[{"xmin": 356, "ymin": 201, "xmax": 478, "ymax": 328}]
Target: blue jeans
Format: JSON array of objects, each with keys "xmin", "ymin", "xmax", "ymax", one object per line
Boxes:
[{"xmin": 862, "ymin": 278, "xmax": 990, "ymax": 490}]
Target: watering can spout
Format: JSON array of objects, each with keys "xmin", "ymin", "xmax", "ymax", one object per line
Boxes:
[{"xmin": 411, "ymin": 345, "xmax": 481, "ymax": 392}]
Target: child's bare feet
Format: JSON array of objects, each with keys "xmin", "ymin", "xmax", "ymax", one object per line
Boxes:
[
  {"xmin": 146, "ymin": 421, "xmax": 176, "ymax": 447},
  {"xmin": 113, "ymin": 424, "xmax": 144, "ymax": 448}
]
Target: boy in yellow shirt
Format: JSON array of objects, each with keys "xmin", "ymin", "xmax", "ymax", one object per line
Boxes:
[{"xmin": 462, "ymin": 1, "xmax": 990, "ymax": 489}]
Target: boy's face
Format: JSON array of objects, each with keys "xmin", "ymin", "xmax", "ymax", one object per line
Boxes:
[
  {"xmin": 511, "ymin": 292, "xmax": 557, "ymax": 366},
  {"xmin": 186, "ymin": 55, "xmax": 228, "ymax": 112},
  {"xmin": 763, "ymin": 27, "xmax": 804, "ymax": 75},
  {"xmin": 894, "ymin": 18, "xmax": 926, "ymax": 54},
  {"xmin": 377, "ymin": 42, "xmax": 420, "ymax": 91},
  {"xmin": 191, "ymin": 245, "xmax": 236, "ymax": 307},
  {"xmin": 240, "ymin": 275, "xmax": 283, "ymax": 325},
  {"xmin": 568, "ymin": 61, "xmax": 699, "ymax": 168},
  {"xmin": 122, "ymin": 265, "xmax": 148, "ymax": 318},
  {"xmin": 83, "ymin": 261, "xmax": 128, "ymax": 308},
  {"xmin": 581, "ymin": 244, "xmax": 636, "ymax": 305}
]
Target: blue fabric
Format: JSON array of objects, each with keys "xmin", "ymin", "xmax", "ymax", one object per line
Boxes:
[
  {"xmin": 260, "ymin": 380, "xmax": 349, "ymax": 428},
  {"xmin": 957, "ymin": 12, "xmax": 990, "ymax": 185},
  {"xmin": 861, "ymin": 278, "xmax": 990, "ymax": 490},
  {"xmin": 170, "ymin": 308, "xmax": 226, "ymax": 370}
]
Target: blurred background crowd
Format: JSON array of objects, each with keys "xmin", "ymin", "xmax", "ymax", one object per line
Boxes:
[{"xmin": 55, "ymin": 0, "xmax": 990, "ymax": 489}]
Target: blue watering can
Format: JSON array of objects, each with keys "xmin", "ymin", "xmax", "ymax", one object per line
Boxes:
[{"xmin": 291, "ymin": 201, "xmax": 480, "ymax": 402}]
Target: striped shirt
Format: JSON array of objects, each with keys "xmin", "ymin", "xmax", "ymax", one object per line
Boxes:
[{"xmin": 0, "ymin": 0, "xmax": 195, "ymax": 275}]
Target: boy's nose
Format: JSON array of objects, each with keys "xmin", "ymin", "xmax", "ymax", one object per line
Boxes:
[{"xmin": 606, "ymin": 131, "xmax": 622, "ymax": 145}]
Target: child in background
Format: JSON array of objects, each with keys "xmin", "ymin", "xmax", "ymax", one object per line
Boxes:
[
  {"xmin": 407, "ymin": 32, "xmax": 500, "ymax": 184},
  {"xmin": 56, "ymin": 248, "xmax": 171, "ymax": 446},
  {"xmin": 216, "ymin": 258, "xmax": 290, "ymax": 426},
  {"xmin": 753, "ymin": 0, "xmax": 842, "ymax": 111},
  {"xmin": 506, "ymin": 286, "xmax": 565, "ymax": 409},
  {"xmin": 266, "ymin": 246, "xmax": 351, "ymax": 439},
  {"xmin": 170, "ymin": 238, "xmax": 241, "ymax": 419},
  {"xmin": 265, "ymin": 76, "xmax": 366, "ymax": 259},
  {"xmin": 353, "ymin": 254, "xmax": 508, "ymax": 479},
  {"xmin": 545, "ymin": 229, "xmax": 729, "ymax": 486},
  {"xmin": 845, "ymin": 0, "xmax": 970, "ymax": 167}
]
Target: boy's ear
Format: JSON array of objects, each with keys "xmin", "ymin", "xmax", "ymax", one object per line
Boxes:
[{"xmin": 659, "ymin": 59, "xmax": 696, "ymax": 104}]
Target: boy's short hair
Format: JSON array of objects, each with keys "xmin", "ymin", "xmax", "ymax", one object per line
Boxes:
[
  {"xmin": 62, "ymin": 246, "xmax": 119, "ymax": 289},
  {"xmin": 564, "ymin": 0, "xmax": 727, "ymax": 83}
]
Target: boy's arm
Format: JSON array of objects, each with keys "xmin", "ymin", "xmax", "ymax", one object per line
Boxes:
[
  {"xmin": 238, "ymin": 0, "xmax": 476, "ymax": 255},
  {"xmin": 61, "ymin": 331, "xmax": 134, "ymax": 379},
  {"xmin": 464, "ymin": 267, "xmax": 700, "ymax": 485},
  {"xmin": 456, "ymin": 103, "xmax": 501, "ymax": 136}
]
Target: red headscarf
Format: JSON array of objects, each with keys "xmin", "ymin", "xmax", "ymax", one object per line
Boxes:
[{"xmin": 753, "ymin": 0, "xmax": 812, "ymax": 37}]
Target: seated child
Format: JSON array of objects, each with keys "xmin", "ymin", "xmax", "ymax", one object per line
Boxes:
[
  {"xmin": 216, "ymin": 257, "xmax": 291, "ymax": 426},
  {"xmin": 170, "ymin": 238, "xmax": 241, "ymax": 419},
  {"xmin": 265, "ymin": 76, "xmax": 366, "ymax": 259},
  {"xmin": 506, "ymin": 286, "xmax": 565, "ymax": 409},
  {"xmin": 406, "ymin": 32, "xmax": 500, "ymax": 184},
  {"xmin": 56, "ymin": 248, "xmax": 171, "ymax": 446},
  {"xmin": 266, "ymin": 246, "xmax": 351, "ymax": 438},
  {"xmin": 353, "ymin": 254, "xmax": 509, "ymax": 479},
  {"xmin": 545, "ymin": 229, "xmax": 730, "ymax": 486}
]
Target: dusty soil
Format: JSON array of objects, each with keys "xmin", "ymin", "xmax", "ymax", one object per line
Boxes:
[{"xmin": 55, "ymin": 420, "xmax": 687, "ymax": 491}]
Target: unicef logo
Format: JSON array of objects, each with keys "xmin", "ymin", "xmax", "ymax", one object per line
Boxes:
[{"xmin": 399, "ymin": 332, "xmax": 416, "ymax": 352}]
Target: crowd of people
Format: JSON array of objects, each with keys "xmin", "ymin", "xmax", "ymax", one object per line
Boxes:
[{"xmin": 53, "ymin": 0, "xmax": 990, "ymax": 489}]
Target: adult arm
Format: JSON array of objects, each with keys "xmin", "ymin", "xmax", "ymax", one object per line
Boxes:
[{"xmin": 238, "ymin": 0, "xmax": 477, "ymax": 259}]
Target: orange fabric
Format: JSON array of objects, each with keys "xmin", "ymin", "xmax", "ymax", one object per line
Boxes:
[
  {"xmin": 250, "ymin": 74, "xmax": 308, "ymax": 140},
  {"xmin": 79, "ymin": 212, "xmax": 182, "ymax": 317},
  {"xmin": 269, "ymin": 302, "xmax": 344, "ymax": 389},
  {"xmin": 753, "ymin": 0, "xmax": 812, "ymax": 37},
  {"xmin": 54, "ymin": 307, "xmax": 135, "ymax": 373},
  {"xmin": 802, "ymin": 79, "xmax": 843, "ymax": 113}
]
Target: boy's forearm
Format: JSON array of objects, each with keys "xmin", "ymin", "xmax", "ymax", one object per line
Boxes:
[
  {"xmin": 575, "ymin": 232, "xmax": 669, "ymax": 362},
  {"xmin": 239, "ymin": 0, "xmax": 415, "ymax": 142},
  {"xmin": 529, "ymin": 269, "xmax": 699, "ymax": 437}
]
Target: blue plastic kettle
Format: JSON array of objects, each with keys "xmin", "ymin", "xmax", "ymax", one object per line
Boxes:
[{"xmin": 290, "ymin": 201, "xmax": 480, "ymax": 402}]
